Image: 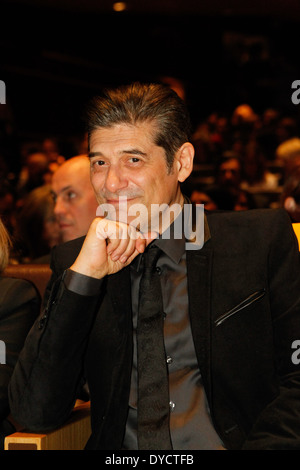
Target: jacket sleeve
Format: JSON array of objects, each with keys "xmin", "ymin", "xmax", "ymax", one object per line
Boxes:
[
  {"xmin": 243, "ymin": 210, "xmax": 300, "ymax": 449},
  {"xmin": 8, "ymin": 249, "xmax": 103, "ymax": 432},
  {"xmin": 0, "ymin": 279, "xmax": 40, "ymax": 422}
]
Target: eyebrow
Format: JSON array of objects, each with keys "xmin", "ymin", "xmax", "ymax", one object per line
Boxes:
[
  {"xmin": 88, "ymin": 148, "xmax": 148, "ymax": 158},
  {"xmin": 51, "ymin": 185, "xmax": 73, "ymax": 197}
]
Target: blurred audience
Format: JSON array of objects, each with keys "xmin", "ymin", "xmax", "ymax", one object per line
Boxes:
[
  {"xmin": 1, "ymin": 100, "xmax": 300, "ymax": 237},
  {"xmin": 13, "ymin": 185, "xmax": 61, "ymax": 263},
  {"xmin": 280, "ymin": 168, "xmax": 300, "ymax": 223},
  {"xmin": 0, "ymin": 218, "xmax": 40, "ymax": 448},
  {"xmin": 240, "ymin": 139, "xmax": 280, "ymax": 191},
  {"xmin": 216, "ymin": 151, "xmax": 242, "ymax": 193},
  {"xmin": 51, "ymin": 155, "xmax": 98, "ymax": 242},
  {"xmin": 275, "ymin": 137, "xmax": 300, "ymax": 178},
  {"xmin": 0, "ymin": 180, "xmax": 16, "ymax": 236},
  {"xmin": 41, "ymin": 137, "xmax": 66, "ymax": 180},
  {"xmin": 214, "ymin": 151, "xmax": 255, "ymax": 209},
  {"xmin": 17, "ymin": 151, "xmax": 49, "ymax": 198},
  {"xmin": 256, "ymin": 108, "xmax": 280, "ymax": 161},
  {"xmin": 189, "ymin": 186, "xmax": 219, "ymax": 210},
  {"xmin": 187, "ymin": 183, "xmax": 235, "ymax": 210},
  {"xmin": 275, "ymin": 117, "xmax": 299, "ymax": 146},
  {"xmin": 192, "ymin": 112, "xmax": 231, "ymax": 164},
  {"xmin": 42, "ymin": 137, "xmax": 65, "ymax": 166}
]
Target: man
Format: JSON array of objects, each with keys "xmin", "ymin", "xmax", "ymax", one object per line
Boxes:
[
  {"xmin": 9, "ymin": 83, "xmax": 300, "ymax": 450},
  {"xmin": 52, "ymin": 155, "xmax": 99, "ymax": 242}
]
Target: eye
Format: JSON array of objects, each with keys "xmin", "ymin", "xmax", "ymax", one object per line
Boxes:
[
  {"xmin": 67, "ymin": 191, "xmax": 76, "ymax": 200},
  {"xmin": 91, "ymin": 159, "xmax": 106, "ymax": 170}
]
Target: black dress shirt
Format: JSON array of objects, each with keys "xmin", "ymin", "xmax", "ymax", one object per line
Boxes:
[{"xmin": 122, "ymin": 230, "xmax": 223, "ymax": 449}]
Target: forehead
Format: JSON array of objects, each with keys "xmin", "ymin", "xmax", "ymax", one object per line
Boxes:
[
  {"xmin": 52, "ymin": 161, "xmax": 90, "ymax": 192},
  {"xmin": 89, "ymin": 121, "xmax": 158, "ymax": 152}
]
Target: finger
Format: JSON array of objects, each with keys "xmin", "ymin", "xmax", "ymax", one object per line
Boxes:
[
  {"xmin": 135, "ymin": 231, "xmax": 159, "ymax": 253},
  {"xmin": 112, "ymin": 227, "xmax": 154, "ymax": 265},
  {"xmin": 110, "ymin": 236, "xmax": 135, "ymax": 261},
  {"xmin": 96, "ymin": 218, "xmax": 119, "ymax": 241},
  {"xmin": 108, "ymin": 224, "xmax": 139, "ymax": 261},
  {"xmin": 118, "ymin": 237, "xmax": 138, "ymax": 263}
]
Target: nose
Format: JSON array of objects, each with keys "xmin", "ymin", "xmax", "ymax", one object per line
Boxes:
[
  {"xmin": 54, "ymin": 196, "xmax": 66, "ymax": 217},
  {"xmin": 104, "ymin": 165, "xmax": 128, "ymax": 194}
]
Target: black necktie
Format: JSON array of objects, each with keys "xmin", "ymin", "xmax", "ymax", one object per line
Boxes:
[{"xmin": 137, "ymin": 244, "xmax": 172, "ymax": 450}]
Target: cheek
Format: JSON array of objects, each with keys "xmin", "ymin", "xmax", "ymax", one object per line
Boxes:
[
  {"xmin": 150, "ymin": 173, "xmax": 178, "ymax": 199},
  {"xmin": 91, "ymin": 173, "xmax": 106, "ymax": 196},
  {"xmin": 135, "ymin": 169, "xmax": 164, "ymax": 190},
  {"xmin": 43, "ymin": 222, "xmax": 59, "ymax": 240}
]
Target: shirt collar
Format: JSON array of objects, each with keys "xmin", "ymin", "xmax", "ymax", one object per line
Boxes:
[{"xmin": 131, "ymin": 197, "xmax": 211, "ymax": 272}]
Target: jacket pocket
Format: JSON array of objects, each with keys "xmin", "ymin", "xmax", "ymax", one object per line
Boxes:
[{"xmin": 214, "ymin": 288, "xmax": 266, "ymax": 327}]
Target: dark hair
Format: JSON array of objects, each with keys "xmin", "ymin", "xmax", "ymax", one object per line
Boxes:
[
  {"xmin": 86, "ymin": 82, "xmax": 192, "ymax": 170},
  {"xmin": 0, "ymin": 218, "xmax": 11, "ymax": 272},
  {"xmin": 15, "ymin": 185, "xmax": 56, "ymax": 259}
]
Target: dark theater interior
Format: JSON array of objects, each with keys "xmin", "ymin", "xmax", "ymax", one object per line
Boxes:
[
  {"xmin": 2, "ymin": 1, "xmax": 300, "ymax": 155},
  {"xmin": 2, "ymin": 0, "xmax": 300, "ymax": 452},
  {"xmin": 2, "ymin": 1, "xmax": 300, "ymax": 208}
]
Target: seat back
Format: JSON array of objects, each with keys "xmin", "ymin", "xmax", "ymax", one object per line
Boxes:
[
  {"xmin": 3, "ymin": 264, "xmax": 52, "ymax": 299},
  {"xmin": 5, "ymin": 400, "xmax": 91, "ymax": 450},
  {"xmin": 293, "ymin": 223, "xmax": 300, "ymax": 250}
]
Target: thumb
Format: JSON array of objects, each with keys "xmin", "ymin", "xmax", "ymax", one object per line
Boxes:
[{"xmin": 136, "ymin": 231, "xmax": 159, "ymax": 253}]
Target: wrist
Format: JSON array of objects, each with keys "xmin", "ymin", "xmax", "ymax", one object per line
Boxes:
[{"xmin": 70, "ymin": 260, "xmax": 106, "ymax": 280}]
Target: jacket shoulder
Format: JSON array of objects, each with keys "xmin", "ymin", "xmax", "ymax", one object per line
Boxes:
[
  {"xmin": 205, "ymin": 208, "xmax": 295, "ymax": 248},
  {"xmin": 0, "ymin": 277, "xmax": 39, "ymax": 316},
  {"xmin": 206, "ymin": 207, "xmax": 291, "ymax": 230}
]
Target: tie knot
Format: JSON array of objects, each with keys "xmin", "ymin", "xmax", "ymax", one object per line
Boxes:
[{"xmin": 143, "ymin": 245, "xmax": 161, "ymax": 270}]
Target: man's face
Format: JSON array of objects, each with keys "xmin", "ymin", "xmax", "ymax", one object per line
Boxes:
[
  {"xmin": 89, "ymin": 122, "xmax": 187, "ymax": 233},
  {"xmin": 52, "ymin": 158, "xmax": 98, "ymax": 242},
  {"xmin": 218, "ymin": 158, "xmax": 241, "ymax": 189}
]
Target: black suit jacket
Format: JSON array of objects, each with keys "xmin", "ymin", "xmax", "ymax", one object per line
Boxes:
[
  {"xmin": 0, "ymin": 277, "xmax": 40, "ymax": 447},
  {"xmin": 9, "ymin": 208, "xmax": 300, "ymax": 449}
]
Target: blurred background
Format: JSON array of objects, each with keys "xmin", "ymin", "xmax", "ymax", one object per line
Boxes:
[
  {"xmin": 2, "ymin": 0, "xmax": 300, "ymax": 254},
  {"xmin": 1, "ymin": 0, "xmax": 300, "ymax": 156}
]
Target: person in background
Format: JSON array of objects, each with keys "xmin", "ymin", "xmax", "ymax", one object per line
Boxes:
[
  {"xmin": 51, "ymin": 155, "xmax": 99, "ymax": 242},
  {"xmin": 182, "ymin": 180, "xmax": 235, "ymax": 210},
  {"xmin": 13, "ymin": 185, "xmax": 61, "ymax": 263},
  {"xmin": 215, "ymin": 151, "xmax": 242, "ymax": 195},
  {"xmin": 0, "ymin": 218, "xmax": 40, "ymax": 448},
  {"xmin": 280, "ymin": 167, "xmax": 300, "ymax": 223},
  {"xmin": 215, "ymin": 151, "xmax": 256, "ymax": 210},
  {"xmin": 0, "ymin": 179, "xmax": 16, "ymax": 236},
  {"xmin": 16, "ymin": 151, "xmax": 49, "ymax": 198}
]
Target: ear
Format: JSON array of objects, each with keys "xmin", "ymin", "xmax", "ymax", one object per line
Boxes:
[{"xmin": 175, "ymin": 142, "xmax": 194, "ymax": 183}]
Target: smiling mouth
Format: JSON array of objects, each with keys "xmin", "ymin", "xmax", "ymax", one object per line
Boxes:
[{"xmin": 106, "ymin": 198, "xmax": 135, "ymax": 205}]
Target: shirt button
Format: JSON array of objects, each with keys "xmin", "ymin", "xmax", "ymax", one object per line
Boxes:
[
  {"xmin": 156, "ymin": 267, "xmax": 162, "ymax": 275},
  {"xmin": 38, "ymin": 314, "xmax": 48, "ymax": 329},
  {"xmin": 166, "ymin": 356, "xmax": 173, "ymax": 364},
  {"xmin": 169, "ymin": 401, "xmax": 176, "ymax": 412}
]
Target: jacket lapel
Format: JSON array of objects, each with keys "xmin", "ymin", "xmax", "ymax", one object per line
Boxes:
[
  {"xmin": 186, "ymin": 242, "xmax": 213, "ymax": 403},
  {"xmin": 106, "ymin": 265, "xmax": 132, "ymax": 325}
]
